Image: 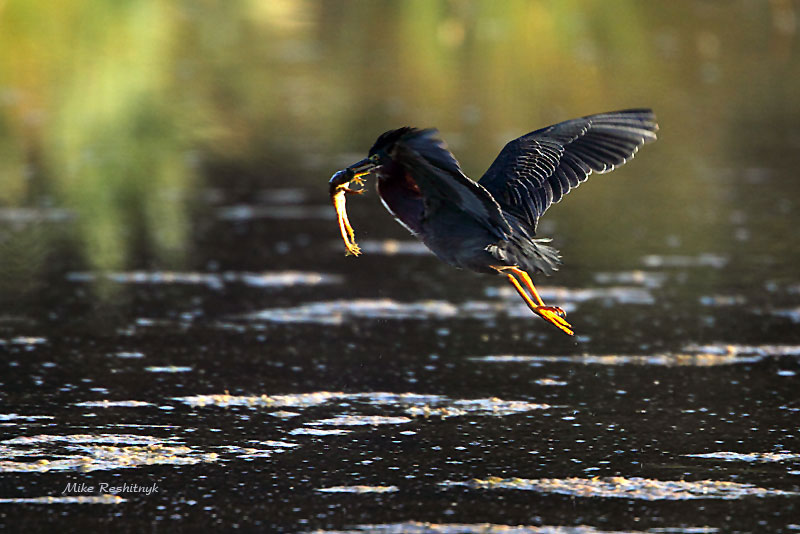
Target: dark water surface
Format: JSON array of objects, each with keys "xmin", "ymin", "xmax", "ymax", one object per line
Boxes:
[{"xmin": 2, "ymin": 2, "xmax": 800, "ymax": 533}]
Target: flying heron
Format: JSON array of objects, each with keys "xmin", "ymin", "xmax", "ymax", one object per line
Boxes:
[{"xmin": 329, "ymin": 109, "xmax": 658, "ymax": 336}]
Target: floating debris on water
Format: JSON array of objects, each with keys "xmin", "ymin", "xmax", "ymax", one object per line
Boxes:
[
  {"xmin": 316, "ymin": 485, "xmax": 399, "ymax": 494},
  {"xmin": 0, "ymin": 495, "xmax": 125, "ymax": 504},
  {"xmin": 441, "ymin": 476, "xmax": 798, "ymax": 500},
  {"xmin": 686, "ymin": 451, "xmax": 800, "ymax": 462}
]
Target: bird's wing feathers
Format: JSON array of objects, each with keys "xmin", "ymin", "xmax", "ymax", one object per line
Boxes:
[
  {"xmin": 392, "ymin": 129, "xmax": 513, "ymax": 237},
  {"xmin": 478, "ymin": 109, "xmax": 658, "ymax": 232}
]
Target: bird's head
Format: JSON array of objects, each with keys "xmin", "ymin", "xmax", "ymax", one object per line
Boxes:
[{"xmin": 331, "ymin": 127, "xmax": 460, "ymax": 191}]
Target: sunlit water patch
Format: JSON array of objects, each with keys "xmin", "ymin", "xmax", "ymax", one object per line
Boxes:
[
  {"xmin": 243, "ymin": 299, "xmax": 483, "ymax": 324},
  {"xmin": 487, "ymin": 285, "xmax": 655, "ymax": 306},
  {"xmin": 593, "ymin": 270, "xmax": 667, "ymax": 289},
  {"xmin": 316, "ymin": 485, "xmax": 399, "ymax": 493},
  {"xmin": 470, "ymin": 353, "xmax": 765, "ymax": 367},
  {"xmin": 73, "ymin": 400, "xmax": 154, "ymax": 408},
  {"xmin": 0, "ymin": 495, "xmax": 125, "ymax": 505},
  {"xmin": 175, "ymin": 391, "xmax": 549, "ymax": 421},
  {"xmin": 354, "ymin": 239, "xmax": 431, "ymax": 256},
  {"xmin": 698, "ymin": 294, "xmax": 748, "ymax": 306},
  {"xmin": 108, "ymin": 351, "xmax": 145, "ymax": 359},
  {"xmin": 641, "ymin": 254, "xmax": 728, "ymax": 269},
  {"xmin": 144, "ymin": 366, "xmax": 193, "ymax": 373},
  {"xmin": 0, "ymin": 207, "xmax": 74, "ymax": 224},
  {"xmin": 771, "ymin": 307, "xmax": 800, "ymax": 323},
  {"xmin": 0, "ymin": 336, "xmax": 47, "ymax": 346},
  {"xmin": 686, "ymin": 451, "xmax": 800, "ymax": 462},
  {"xmin": 217, "ymin": 204, "xmax": 334, "ymax": 221},
  {"xmin": 441, "ymin": 476, "xmax": 797, "ymax": 500},
  {"xmin": 303, "ymin": 522, "xmax": 706, "ymax": 534},
  {"xmin": 682, "ymin": 343, "xmax": 800, "ymax": 358},
  {"xmin": 243, "ymin": 297, "xmax": 589, "ymax": 324},
  {"xmin": 175, "ymin": 391, "xmax": 346, "ymax": 409},
  {"xmin": 289, "ymin": 428, "xmax": 352, "ymax": 436},
  {"xmin": 0, "ymin": 434, "xmax": 217, "ymax": 473},
  {"xmin": 66, "ymin": 270, "xmax": 340, "ymax": 290},
  {"xmin": 308, "ymin": 416, "xmax": 413, "ymax": 426},
  {"xmin": 0, "ymin": 414, "xmax": 54, "ymax": 421}
]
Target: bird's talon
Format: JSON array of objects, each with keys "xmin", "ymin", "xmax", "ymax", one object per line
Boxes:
[
  {"xmin": 539, "ymin": 305, "xmax": 566, "ymax": 318},
  {"xmin": 534, "ymin": 307, "xmax": 573, "ymax": 336}
]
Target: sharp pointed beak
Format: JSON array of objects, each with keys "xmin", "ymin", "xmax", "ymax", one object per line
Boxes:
[
  {"xmin": 328, "ymin": 156, "xmax": 379, "ymax": 190},
  {"xmin": 347, "ymin": 156, "xmax": 379, "ymax": 178}
]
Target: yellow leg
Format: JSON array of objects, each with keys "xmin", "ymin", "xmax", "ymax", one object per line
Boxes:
[
  {"xmin": 503, "ymin": 268, "xmax": 573, "ymax": 336},
  {"xmin": 507, "ymin": 267, "xmax": 547, "ymax": 307}
]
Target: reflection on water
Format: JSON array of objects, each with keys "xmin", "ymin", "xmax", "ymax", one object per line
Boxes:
[
  {"xmin": 685, "ymin": 451, "xmax": 800, "ymax": 463},
  {"xmin": 441, "ymin": 477, "xmax": 798, "ymax": 500},
  {"xmin": 305, "ymin": 523, "xmax": 703, "ymax": 534},
  {"xmin": 0, "ymin": 434, "xmax": 218, "ymax": 473},
  {"xmin": 0, "ymin": 495, "xmax": 125, "ymax": 505},
  {"xmin": 316, "ymin": 486, "xmax": 399, "ymax": 494},
  {"xmin": 66, "ymin": 270, "xmax": 341, "ymax": 289}
]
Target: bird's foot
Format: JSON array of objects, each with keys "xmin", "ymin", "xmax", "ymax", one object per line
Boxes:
[
  {"xmin": 342, "ymin": 185, "xmax": 365, "ymax": 195},
  {"xmin": 534, "ymin": 306, "xmax": 573, "ymax": 336},
  {"xmin": 538, "ymin": 305, "xmax": 566, "ymax": 318}
]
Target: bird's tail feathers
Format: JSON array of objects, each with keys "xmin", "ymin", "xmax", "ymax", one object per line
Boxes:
[{"xmin": 488, "ymin": 237, "xmax": 561, "ymax": 275}]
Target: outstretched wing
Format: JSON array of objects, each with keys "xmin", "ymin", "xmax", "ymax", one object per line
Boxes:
[
  {"xmin": 478, "ymin": 109, "xmax": 658, "ymax": 232},
  {"xmin": 391, "ymin": 129, "xmax": 513, "ymax": 238}
]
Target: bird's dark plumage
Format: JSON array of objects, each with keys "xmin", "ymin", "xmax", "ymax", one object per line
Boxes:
[
  {"xmin": 478, "ymin": 109, "xmax": 658, "ymax": 232},
  {"xmin": 330, "ymin": 109, "xmax": 659, "ymax": 335}
]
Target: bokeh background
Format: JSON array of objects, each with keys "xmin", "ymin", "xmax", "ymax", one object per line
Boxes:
[{"xmin": 2, "ymin": 0, "xmax": 798, "ymax": 296}]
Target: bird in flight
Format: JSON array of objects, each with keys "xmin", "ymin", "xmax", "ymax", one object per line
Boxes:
[{"xmin": 330, "ymin": 109, "xmax": 658, "ymax": 336}]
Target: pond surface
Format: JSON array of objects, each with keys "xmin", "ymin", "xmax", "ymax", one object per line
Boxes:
[{"xmin": 1, "ymin": 2, "xmax": 800, "ymax": 532}]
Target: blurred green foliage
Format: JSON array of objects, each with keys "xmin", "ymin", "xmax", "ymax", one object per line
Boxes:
[{"xmin": 0, "ymin": 0, "xmax": 798, "ymax": 279}]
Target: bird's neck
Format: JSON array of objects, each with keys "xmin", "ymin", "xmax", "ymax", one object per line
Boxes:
[{"xmin": 376, "ymin": 163, "xmax": 424, "ymax": 236}]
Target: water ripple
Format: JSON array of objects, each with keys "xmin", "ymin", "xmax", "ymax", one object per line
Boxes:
[{"xmin": 441, "ymin": 476, "xmax": 797, "ymax": 500}]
